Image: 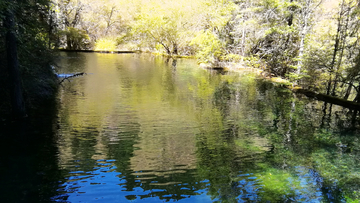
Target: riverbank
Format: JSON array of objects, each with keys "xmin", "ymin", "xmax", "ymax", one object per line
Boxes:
[
  {"xmin": 58, "ymin": 49, "xmax": 141, "ymax": 54},
  {"xmin": 216, "ymin": 61, "xmax": 360, "ymax": 111},
  {"xmin": 57, "ymin": 49, "xmax": 197, "ymax": 59},
  {"xmin": 57, "ymin": 49, "xmax": 293, "ymax": 87},
  {"xmin": 0, "ymin": 62, "xmax": 58, "ymax": 121},
  {"xmin": 41, "ymin": 52, "xmax": 360, "ymax": 202}
]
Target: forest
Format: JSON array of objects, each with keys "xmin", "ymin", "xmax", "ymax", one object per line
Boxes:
[
  {"xmin": 2, "ymin": 0, "xmax": 360, "ymax": 202},
  {"xmin": 1, "ymin": 0, "xmax": 360, "ymax": 117},
  {"xmin": 51, "ymin": 0, "xmax": 360, "ymax": 101}
]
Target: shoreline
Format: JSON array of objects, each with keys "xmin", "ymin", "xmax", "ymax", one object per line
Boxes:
[
  {"xmin": 57, "ymin": 49, "xmax": 140, "ymax": 54},
  {"xmin": 57, "ymin": 49, "xmax": 360, "ymax": 111}
]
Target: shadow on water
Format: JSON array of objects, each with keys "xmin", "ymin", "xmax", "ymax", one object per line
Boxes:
[{"xmin": 0, "ymin": 103, "xmax": 66, "ymax": 202}]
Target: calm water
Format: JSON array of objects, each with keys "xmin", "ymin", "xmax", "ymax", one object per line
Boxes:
[{"xmin": 1, "ymin": 52, "xmax": 360, "ymax": 202}]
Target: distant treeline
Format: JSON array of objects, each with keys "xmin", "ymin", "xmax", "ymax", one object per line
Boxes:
[
  {"xmin": 1, "ymin": 0, "xmax": 360, "ymax": 117},
  {"xmin": 50, "ymin": 0, "xmax": 360, "ymax": 102}
]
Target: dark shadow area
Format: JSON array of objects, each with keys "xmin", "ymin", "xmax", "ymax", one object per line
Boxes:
[{"xmin": 0, "ymin": 102, "xmax": 66, "ymax": 202}]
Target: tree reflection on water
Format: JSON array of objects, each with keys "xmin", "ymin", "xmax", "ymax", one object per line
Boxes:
[{"xmin": 2, "ymin": 53, "xmax": 360, "ymax": 202}]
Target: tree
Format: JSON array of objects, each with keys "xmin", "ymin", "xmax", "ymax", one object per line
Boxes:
[
  {"xmin": 130, "ymin": 0, "xmax": 195, "ymax": 55},
  {"xmin": 3, "ymin": 0, "xmax": 26, "ymax": 118},
  {"xmin": 295, "ymin": 0, "xmax": 323, "ymax": 79},
  {"xmin": 325, "ymin": 0, "xmax": 359, "ymax": 96},
  {"xmin": 191, "ymin": 0, "xmax": 236, "ymax": 63},
  {"xmin": 55, "ymin": 0, "xmax": 90, "ymax": 49},
  {"xmin": 190, "ymin": 30, "xmax": 225, "ymax": 65},
  {"xmin": 60, "ymin": 27, "xmax": 89, "ymax": 50},
  {"xmin": 132, "ymin": 12, "xmax": 181, "ymax": 55},
  {"xmin": 0, "ymin": 0, "xmax": 58, "ymax": 118}
]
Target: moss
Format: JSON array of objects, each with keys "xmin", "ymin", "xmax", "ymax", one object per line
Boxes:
[{"xmin": 256, "ymin": 168, "xmax": 302, "ymax": 202}]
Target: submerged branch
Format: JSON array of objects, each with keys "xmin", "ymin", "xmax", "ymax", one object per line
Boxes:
[{"xmin": 58, "ymin": 72, "xmax": 86, "ymax": 84}]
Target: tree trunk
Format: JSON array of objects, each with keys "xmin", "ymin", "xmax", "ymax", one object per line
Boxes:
[
  {"xmin": 49, "ymin": 11, "xmax": 52, "ymax": 49},
  {"xmin": 343, "ymin": 82, "xmax": 353, "ymax": 100},
  {"xmin": 4, "ymin": 1, "xmax": 26, "ymax": 118},
  {"xmin": 297, "ymin": 27, "xmax": 306, "ymax": 75},
  {"xmin": 294, "ymin": 89, "xmax": 360, "ymax": 110},
  {"xmin": 104, "ymin": 6, "xmax": 115, "ymax": 35},
  {"xmin": 331, "ymin": 4, "xmax": 351, "ymax": 97},
  {"xmin": 354, "ymin": 91, "xmax": 360, "ymax": 103},
  {"xmin": 327, "ymin": 0, "xmax": 345, "ymax": 95},
  {"xmin": 287, "ymin": 0, "xmax": 294, "ymax": 26},
  {"xmin": 326, "ymin": 74, "xmax": 332, "ymax": 95},
  {"xmin": 172, "ymin": 43, "xmax": 178, "ymax": 55},
  {"xmin": 241, "ymin": 19, "xmax": 246, "ymax": 56},
  {"xmin": 160, "ymin": 43, "xmax": 171, "ymax": 55}
]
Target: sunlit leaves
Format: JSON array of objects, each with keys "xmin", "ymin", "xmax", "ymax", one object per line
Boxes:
[
  {"xmin": 94, "ymin": 38, "xmax": 116, "ymax": 51},
  {"xmin": 129, "ymin": 0, "xmax": 200, "ymax": 55},
  {"xmin": 190, "ymin": 30, "xmax": 225, "ymax": 64}
]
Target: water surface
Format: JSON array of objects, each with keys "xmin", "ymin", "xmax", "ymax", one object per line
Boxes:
[{"xmin": 1, "ymin": 52, "xmax": 360, "ymax": 202}]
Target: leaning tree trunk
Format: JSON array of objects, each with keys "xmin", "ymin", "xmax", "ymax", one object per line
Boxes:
[
  {"xmin": 4, "ymin": 0, "xmax": 26, "ymax": 118},
  {"xmin": 343, "ymin": 81, "xmax": 353, "ymax": 100}
]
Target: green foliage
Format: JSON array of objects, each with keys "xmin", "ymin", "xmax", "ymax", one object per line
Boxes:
[
  {"xmin": 252, "ymin": 26, "xmax": 299, "ymax": 77},
  {"xmin": 129, "ymin": 0, "xmax": 197, "ymax": 55},
  {"xmin": 94, "ymin": 38, "xmax": 117, "ymax": 51},
  {"xmin": 235, "ymin": 139, "xmax": 263, "ymax": 152},
  {"xmin": 223, "ymin": 54, "xmax": 242, "ymax": 62},
  {"xmin": 132, "ymin": 13, "xmax": 175, "ymax": 54},
  {"xmin": 244, "ymin": 56, "xmax": 262, "ymax": 69},
  {"xmin": 0, "ymin": 0, "xmax": 58, "ymax": 118},
  {"xmin": 190, "ymin": 30, "xmax": 225, "ymax": 64},
  {"xmin": 60, "ymin": 27, "xmax": 90, "ymax": 50},
  {"xmin": 345, "ymin": 191, "xmax": 360, "ymax": 203},
  {"xmin": 257, "ymin": 168, "xmax": 301, "ymax": 201},
  {"xmin": 200, "ymin": 0, "xmax": 236, "ymax": 29},
  {"xmin": 286, "ymin": 70, "xmax": 309, "ymax": 82},
  {"xmin": 51, "ymin": 0, "xmax": 360, "ymax": 98}
]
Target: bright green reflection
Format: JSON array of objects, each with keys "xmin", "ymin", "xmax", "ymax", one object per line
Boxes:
[{"xmin": 55, "ymin": 52, "xmax": 360, "ymax": 202}]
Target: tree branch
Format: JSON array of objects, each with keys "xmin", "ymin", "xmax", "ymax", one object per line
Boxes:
[{"xmin": 58, "ymin": 72, "xmax": 86, "ymax": 84}]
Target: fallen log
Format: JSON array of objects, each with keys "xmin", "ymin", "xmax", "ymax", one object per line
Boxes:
[{"xmin": 293, "ymin": 89, "xmax": 360, "ymax": 111}]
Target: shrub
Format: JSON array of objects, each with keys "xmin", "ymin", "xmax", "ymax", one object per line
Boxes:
[
  {"xmin": 94, "ymin": 38, "xmax": 117, "ymax": 51},
  {"xmin": 60, "ymin": 27, "xmax": 90, "ymax": 50}
]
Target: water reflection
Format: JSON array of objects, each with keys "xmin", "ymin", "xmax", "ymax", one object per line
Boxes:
[
  {"xmin": 41, "ymin": 53, "xmax": 360, "ymax": 202},
  {"xmin": 0, "ymin": 105, "xmax": 64, "ymax": 202}
]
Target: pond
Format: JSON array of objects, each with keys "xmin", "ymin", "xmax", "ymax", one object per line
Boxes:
[{"xmin": 1, "ymin": 52, "xmax": 360, "ymax": 202}]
